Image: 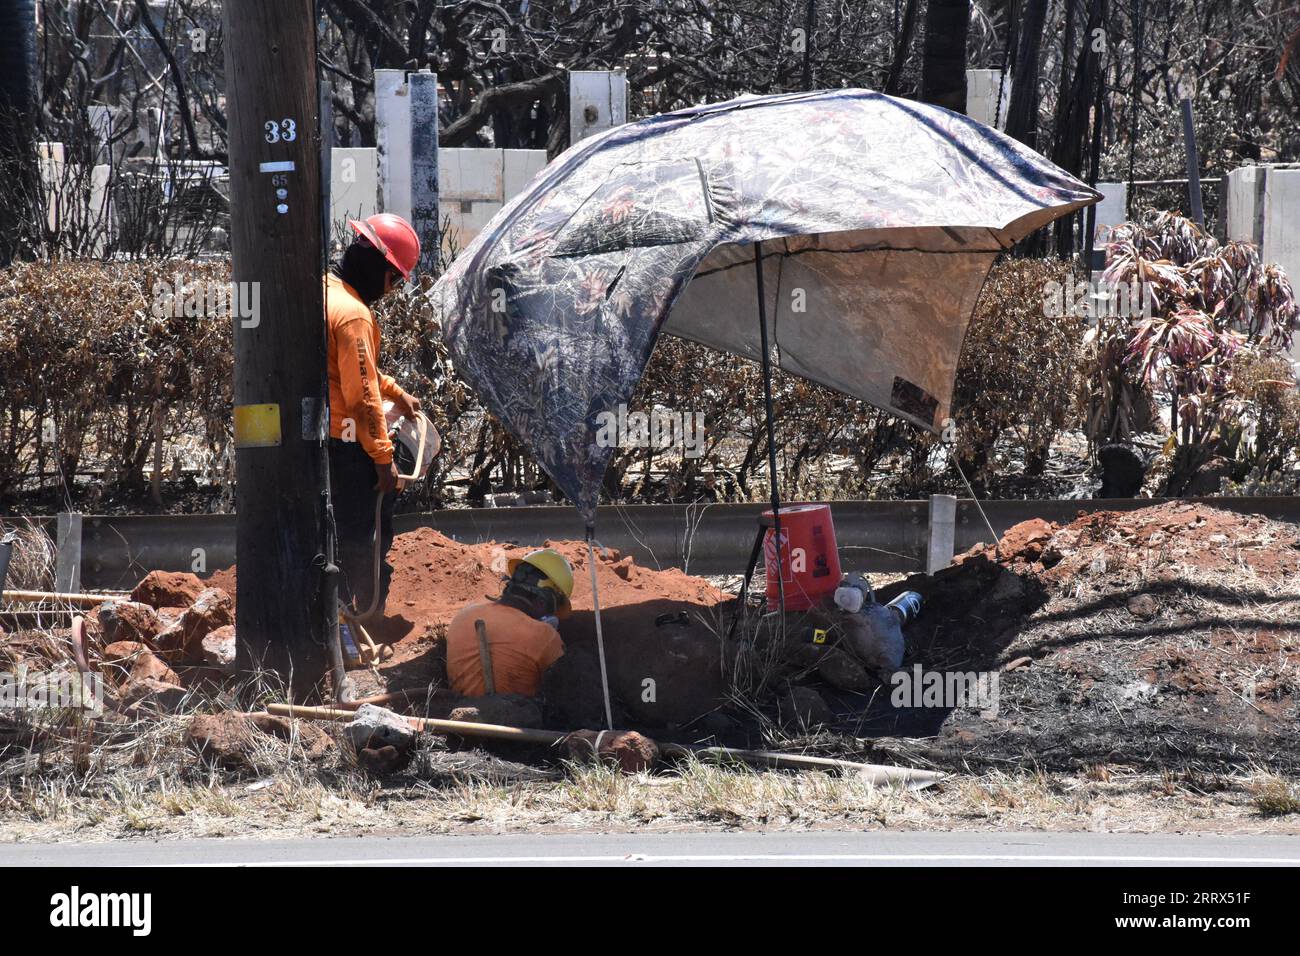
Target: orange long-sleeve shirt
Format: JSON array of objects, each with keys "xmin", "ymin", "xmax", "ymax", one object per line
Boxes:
[
  {"xmin": 446, "ymin": 601, "xmax": 565, "ymax": 697},
  {"xmin": 325, "ymin": 274, "xmax": 403, "ymax": 465}
]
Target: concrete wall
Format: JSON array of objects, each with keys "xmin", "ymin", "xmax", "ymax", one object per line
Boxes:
[
  {"xmin": 1225, "ymin": 165, "xmax": 1300, "ymax": 371},
  {"xmin": 328, "ymin": 147, "xmax": 380, "ymax": 243},
  {"xmin": 327, "ymin": 145, "xmax": 548, "ymax": 255},
  {"xmin": 1224, "ymin": 166, "xmax": 1265, "ymax": 245},
  {"xmin": 436, "ymin": 147, "xmax": 547, "ymax": 252},
  {"xmin": 1092, "ymin": 182, "xmax": 1129, "ymax": 242}
]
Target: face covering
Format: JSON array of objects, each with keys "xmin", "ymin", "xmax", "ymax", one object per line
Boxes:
[{"xmin": 332, "ymin": 238, "xmax": 392, "ymax": 305}]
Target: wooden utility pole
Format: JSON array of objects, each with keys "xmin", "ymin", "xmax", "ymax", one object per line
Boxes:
[{"xmin": 224, "ymin": 0, "xmax": 329, "ymax": 698}]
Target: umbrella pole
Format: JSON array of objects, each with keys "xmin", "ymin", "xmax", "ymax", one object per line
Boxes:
[
  {"xmin": 585, "ymin": 525, "xmax": 615, "ymax": 730},
  {"xmin": 753, "ymin": 241, "xmax": 786, "ymax": 618}
]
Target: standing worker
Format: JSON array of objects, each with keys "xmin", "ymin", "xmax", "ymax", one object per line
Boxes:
[
  {"xmin": 445, "ymin": 549, "xmax": 574, "ymax": 697},
  {"xmin": 327, "ymin": 213, "xmax": 422, "ymax": 620}
]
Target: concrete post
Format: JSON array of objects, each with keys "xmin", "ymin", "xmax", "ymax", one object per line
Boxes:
[
  {"xmin": 569, "ymin": 70, "xmax": 627, "ymax": 142},
  {"xmin": 965, "ymin": 69, "xmax": 1009, "ymax": 129},
  {"xmin": 408, "ymin": 70, "xmax": 440, "ymax": 276},
  {"xmin": 0, "ymin": 531, "xmax": 14, "ymax": 595},
  {"xmin": 55, "ymin": 512, "xmax": 82, "ymax": 594},
  {"xmin": 374, "ymin": 68, "xmax": 410, "ymax": 219},
  {"xmin": 926, "ymin": 494, "xmax": 957, "ymax": 575}
]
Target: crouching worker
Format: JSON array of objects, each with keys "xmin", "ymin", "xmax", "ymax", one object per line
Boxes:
[{"xmin": 446, "ymin": 549, "xmax": 573, "ymax": 697}]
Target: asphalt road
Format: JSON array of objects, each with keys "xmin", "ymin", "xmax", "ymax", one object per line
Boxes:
[{"xmin": 4, "ymin": 830, "xmax": 1300, "ymax": 866}]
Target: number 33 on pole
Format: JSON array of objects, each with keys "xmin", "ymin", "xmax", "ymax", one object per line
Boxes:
[{"xmin": 264, "ymin": 118, "xmax": 298, "ymax": 143}]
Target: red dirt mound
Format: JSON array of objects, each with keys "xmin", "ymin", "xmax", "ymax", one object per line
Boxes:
[
  {"xmin": 211, "ymin": 528, "xmax": 725, "ymax": 626},
  {"xmin": 383, "ymin": 528, "xmax": 726, "ymax": 627},
  {"xmin": 207, "ymin": 528, "xmax": 731, "ymax": 712}
]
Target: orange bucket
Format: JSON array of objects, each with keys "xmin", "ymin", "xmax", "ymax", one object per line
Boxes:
[{"xmin": 762, "ymin": 503, "xmax": 842, "ymax": 611}]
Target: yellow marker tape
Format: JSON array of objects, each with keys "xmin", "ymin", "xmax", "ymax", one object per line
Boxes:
[
  {"xmin": 812, "ymin": 628, "xmax": 828, "ymax": 645},
  {"xmin": 233, "ymin": 403, "xmax": 282, "ymax": 448}
]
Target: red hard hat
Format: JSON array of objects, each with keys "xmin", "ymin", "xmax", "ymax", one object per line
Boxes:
[{"xmin": 348, "ymin": 213, "xmax": 420, "ymax": 279}]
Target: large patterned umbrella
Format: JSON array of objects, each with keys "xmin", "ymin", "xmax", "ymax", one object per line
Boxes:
[{"xmin": 430, "ymin": 89, "xmax": 1099, "ymax": 526}]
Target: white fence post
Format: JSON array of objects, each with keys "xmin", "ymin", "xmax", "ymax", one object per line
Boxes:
[
  {"xmin": 374, "ymin": 68, "xmax": 411, "ymax": 219},
  {"xmin": 965, "ymin": 69, "xmax": 1009, "ymax": 128},
  {"xmin": 55, "ymin": 512, "xmax": 83, "ymax": 594},
  {"xmin": 926, "ymin": 494, "xmax": 957, "ymax": 575},
  {"xmin": 569, "ymin": 70, "xmax": 627, "ymax": 143}
]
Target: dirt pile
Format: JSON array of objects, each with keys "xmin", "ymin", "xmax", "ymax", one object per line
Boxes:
[
  {"xmin": 209, "ymin": 528, "xmax": 735, "ymax": 730},
  {"xmin": 868, "ymin": 502, "xmax": 1300, "ymax": 772}
]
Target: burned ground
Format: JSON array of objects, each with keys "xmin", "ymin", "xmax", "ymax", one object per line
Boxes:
[{"xmin": 2, "ymin": 502, "xmax": 1298, "ymax": 789}]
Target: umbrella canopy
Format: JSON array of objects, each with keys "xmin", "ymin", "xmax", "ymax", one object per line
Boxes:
[{"xmin": 430, "ymin": 89, "xmax": 1100, "ymax": 524}]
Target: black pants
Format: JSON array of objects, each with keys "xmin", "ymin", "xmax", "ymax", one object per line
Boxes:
[{"xmin": 329, "ymin": 438, "xmax": 396, "ymax": 616}]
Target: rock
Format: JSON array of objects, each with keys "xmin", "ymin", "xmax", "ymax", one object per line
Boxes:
[
  {"xmin": 816, "ymin": 647, "xmax": 875, "ymax": 692},
  {"xmin": 357, "ymin": 744, "xmax": 410, "ymax": 774},
  {"xmin": 200, "ymin": 624, "xmax": 237, "ymax": 673},
  {"xmin": 156, "ymin": 587, "xmax": 234, "ymax": 660},
  {"xmin": 1041, "ymin": 527, "xmax": 1082, "ymax": 567},
  {"xmin": 1183, "ymin": 457, "xmax": 1231, "ymax": 497},
  {"xmin": 95, "ymin": 601, "xmax": 163, "ymax": 646},
  {"xmin": 129, "ymin": 648, "xmax": 180, "ymax": 686},
  {"xmin": 185, "ymin": 713, "xmax": 258, "ymax": 768},
  {"xmin": 778, "ymin": 685, "xmax": 834, "ymax": 728},
  {"xmin": 247, "ymin": 713, "xmax": 334, "ymax": 761},
  {"xmin": 999, "ymin": 518, "xmax": 1056, "ymax": 563},
  {"xmin": 565, "ymin": 729, "xmax": 659, "ymax": 773},
  {"xmin": 101, "ymin": 641, "xmax": 178, "ymax": 687},
  {"xmin": 186, "ymin": 712, "xmax": 334, "ymax": 768},
  {"xmin": 120, "ymin": 677, "xmax": 188, "ymax": 714},
  {"xmin": 102, "ymin": 640, "xmax": 148, "ymax": 667},
  {"xmin": 1126, "ymin": 593, "xmax": 1160, "ymax": 621},
  {"xmin": 344, "ymin": 704, "xmax": 415, "ymax": 753},
  {"xmin": 1098, "ymin": 443, "xmax": 1147, "ymax": 497},
  {"xmin": 131, "ymin": 570, "xmax": 205, "ymax": 609},
  {"xmin": 448, "ymin": 693, "xmax": 542, "ymax": 729},
  {"xmin": 157, "ymin": 607, "xmax": 187, "ymax": 629}
]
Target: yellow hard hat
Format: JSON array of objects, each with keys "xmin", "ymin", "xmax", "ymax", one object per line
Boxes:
[{"xmin": 507, "ymin": 548, "xmax": 575, "ymax": 616}]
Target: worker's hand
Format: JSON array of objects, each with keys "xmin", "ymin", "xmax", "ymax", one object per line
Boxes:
[
  {"xmin": 394, "ymin": 390, "xmax": 422, "ymax": 419},
  {"xmin": 374, "ymin": 460, "xmax": 399, "ymax": 495}
]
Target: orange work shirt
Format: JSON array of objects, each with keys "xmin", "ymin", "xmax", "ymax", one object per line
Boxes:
[
  {"xmin": 325, "ymin": 273, "xmax": 404, "ymax": 464},
  {"xmin": 446, "ymin": 601, "xmax": 565, "ymax": 697}
]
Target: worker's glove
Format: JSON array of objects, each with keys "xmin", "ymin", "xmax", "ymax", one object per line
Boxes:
[
  {"xmin": 539, "ymin": 614, "xmax": 560, "ymax": 631},
  {"xmin": 374, "ymin": 460, "xmax": 399, "ymax": 494}
]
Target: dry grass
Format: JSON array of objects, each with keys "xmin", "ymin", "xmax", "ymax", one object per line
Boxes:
[
  {"xmin": 3, "ymin": 598, "xmax": 1299, "ymax": 844},
  {"xmin": 0, "ymin": 520, "xmax": 55, "ymax": 591},
  {"xmin": 3, "ymin": 713, "xmax": 1300, "ymax": 844},
  {"xmin": 1250, "ymin": 775, "xmax": 1300, "ymax": 817}
]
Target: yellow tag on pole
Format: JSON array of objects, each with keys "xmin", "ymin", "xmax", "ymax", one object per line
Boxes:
[{"xmin": 233, "ymin": 403, "xmax": 282, "ymax": 448}]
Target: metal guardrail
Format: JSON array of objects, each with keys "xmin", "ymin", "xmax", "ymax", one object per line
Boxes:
[{"xmin": 11, "ymin": 495, "xmax": 1300, "ymax": 591}]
